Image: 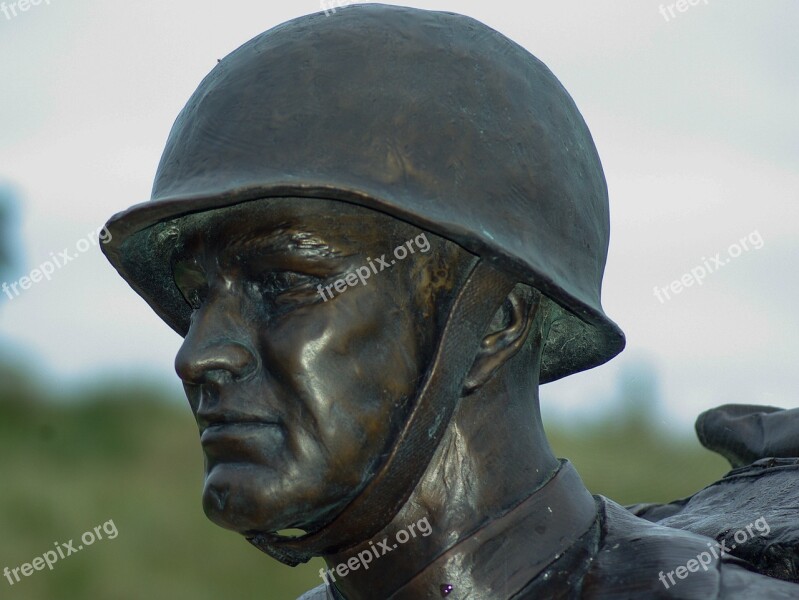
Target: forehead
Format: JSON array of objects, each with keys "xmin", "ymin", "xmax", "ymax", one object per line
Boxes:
[{"xmin": 173, "ymin": 197, "xmax": 404, "ymax": 254}]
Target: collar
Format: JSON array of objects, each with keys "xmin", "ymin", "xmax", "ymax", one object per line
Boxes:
[{"xmin": 379, "ymin": 459, "xmax": 598, "ymax": 599}]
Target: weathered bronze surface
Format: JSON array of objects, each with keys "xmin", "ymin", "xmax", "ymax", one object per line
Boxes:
[{"xmin": 103, "ymin": 5, "xmax": 799, "ymax": 599}]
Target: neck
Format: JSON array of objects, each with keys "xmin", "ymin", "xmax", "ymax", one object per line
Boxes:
[{"xmin": 322, "ymin": 354, "xmax": 563, "ymax": 599}]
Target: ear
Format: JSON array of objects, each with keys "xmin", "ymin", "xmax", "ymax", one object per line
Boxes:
[{"xmin": 461, "ymin": 286, "xmax": 538, "ymax": 395}]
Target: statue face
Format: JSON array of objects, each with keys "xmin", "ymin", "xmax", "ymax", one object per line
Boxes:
[{"xmin": 171, "ymin": 198, "xmax": 435, "ymax": 535}]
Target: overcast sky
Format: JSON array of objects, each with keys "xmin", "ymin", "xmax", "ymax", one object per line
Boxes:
[{"xmin": 1, "ymin": 0, "xmax": 797, "ymax": 430}]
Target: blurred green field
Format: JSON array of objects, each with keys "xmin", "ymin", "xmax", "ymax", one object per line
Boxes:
[{"xmin": 0, "ymin": 361, "xmax": 729, "ymax": 599}]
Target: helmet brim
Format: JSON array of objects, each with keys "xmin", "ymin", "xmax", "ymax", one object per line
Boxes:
[{"xmin": 103, "ymin": 183, "xmax": 624, "ymax": 384}]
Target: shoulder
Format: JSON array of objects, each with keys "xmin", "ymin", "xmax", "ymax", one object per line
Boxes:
[
  {"xmin": 581, "ymin": 497, "xmax": 799, "ymax": 599},
  {"xmin": 718, "ymin": 563, "xmax": 799, "ymax": 599},
  {"xmin": 655, "ymin": 459, "xmax": 799, "ymax": 582}
]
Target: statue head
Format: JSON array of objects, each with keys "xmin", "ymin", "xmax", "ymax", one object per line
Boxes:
[{"xmin": 102, "ymin": 3, "xmax": 623, "ymax": 570}]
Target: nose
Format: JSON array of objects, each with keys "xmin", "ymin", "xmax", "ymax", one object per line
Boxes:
[
  {"xmin": 176, "ymin": 340, "xmax": 257, "ymax": 386},
  {"xmin": 175, "ymin": 301, "xmax": 258, "ymax": 386}
]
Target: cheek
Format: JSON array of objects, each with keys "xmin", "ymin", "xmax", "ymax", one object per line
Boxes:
[{"xmin": 263, "ymin": 289, "xmax": 421, "ymax": 465}]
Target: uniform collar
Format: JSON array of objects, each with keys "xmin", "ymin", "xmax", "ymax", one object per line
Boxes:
[{"xmin": 325, "ymin": 460, "xmax": 597, "ymax": 599}]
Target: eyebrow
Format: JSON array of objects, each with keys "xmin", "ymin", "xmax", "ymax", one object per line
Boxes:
[{"xmin": 223, "ymin": 227, "xmax": 344, "ymax": 262}]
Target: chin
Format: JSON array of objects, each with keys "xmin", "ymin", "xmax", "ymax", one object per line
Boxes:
[
  {"xmin": 203, "ymin": 463, "xmax": 362, "ymax": 535},
  {"xmin": 201, "ymin": 463, "xmax": 286, "ymax": 533},
  {"xmin": 201, "ymin": 462, "xmax": 340, "ymax": 535}
]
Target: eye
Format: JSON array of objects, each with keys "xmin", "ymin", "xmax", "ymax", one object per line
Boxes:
[
  {"xmin": 173, "ymin": 262, "xmax": 208, "ymax": 311},
  {"xmin": 256, "ymin": 270, "xmax": 322, "ymax": 306},
  {"xmin": 260, "ymin": 271, "xmax": 305, "ymax": 293},
  {"xmin": 185, "ymin": 288, "xmax": 205, "ymax": 311},
  {"xmin": 261, "ymin": 271, "xmax": 321, "ymax": 295}
]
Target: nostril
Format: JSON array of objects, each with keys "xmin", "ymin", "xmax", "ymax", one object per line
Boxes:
[
  {"xmin": 203, "ymin": 369, "xmax": 234, "ymax": 388},
  {"xmin": 220, "ymin": 342, "xmax": 258, "ymax": 382},
  {"xmin": 175, "ymin": 340, "xmax": 258, "ymax": 385},
  {"xmin": 225, "ymin": 342, "xmax": 258, "ymax": 380}
]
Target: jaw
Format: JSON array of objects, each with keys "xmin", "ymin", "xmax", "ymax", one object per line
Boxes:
[{"xmin": 200, "ymin": 458, "xmax": 361, "ymax": 536}]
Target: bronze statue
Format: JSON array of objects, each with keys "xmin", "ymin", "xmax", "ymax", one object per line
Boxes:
[{"xmin": 102, "ymin": 5, "xmax": 799, "ymax": 598}]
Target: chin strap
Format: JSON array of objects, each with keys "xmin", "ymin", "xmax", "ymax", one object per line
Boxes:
[{"xmin": 248, "ymin": 259, "xmax": 515, "ymax": 566}]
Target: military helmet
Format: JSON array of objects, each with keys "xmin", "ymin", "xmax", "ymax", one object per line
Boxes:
[{"xmin": 102, "ymin": 3, "xmax": 624, "ymax": 382}]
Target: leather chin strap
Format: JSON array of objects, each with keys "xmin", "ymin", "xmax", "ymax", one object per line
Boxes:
[{"xmin": 248, "ymin": 259, "xmax": 515, "ymax": 566}]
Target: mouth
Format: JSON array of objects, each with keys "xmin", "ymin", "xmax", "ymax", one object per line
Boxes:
[
  {"xmin": 200, "ymin": 421, "xmax": 281, "ymax": 445},
  {"xmin": 200, "ymin": 420, "xmax": 285, "ymax": 466}
]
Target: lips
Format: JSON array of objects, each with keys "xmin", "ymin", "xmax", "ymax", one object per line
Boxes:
[
  {"xmin": 200, "ymin": 421, "xmax": 284, "ymax": 463},
  {"xmin": 190, "ymin": 383, "xmax": 279, "ymax": 427},
  {"xmin": 201, "ymin": 421, "xmax": 277, "ymax": 439}
]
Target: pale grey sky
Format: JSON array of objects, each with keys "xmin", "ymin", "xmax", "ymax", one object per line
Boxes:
[{"xmin": 1, "ymin": 1, "xmax": 797, "ymax": 429}]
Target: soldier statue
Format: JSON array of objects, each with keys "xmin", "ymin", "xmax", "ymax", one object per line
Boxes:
[{"xmin": 102, "ymin": 5, "xmax": 799, "ymax": 598}]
